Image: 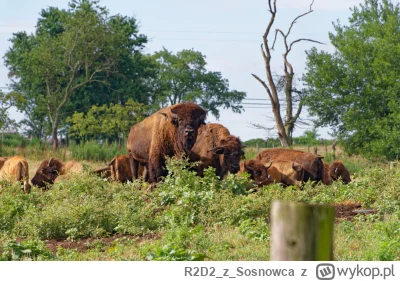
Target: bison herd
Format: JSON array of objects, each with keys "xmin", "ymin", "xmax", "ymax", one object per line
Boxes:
[{"xmin": 0, "ymin": 102, "xmax": 351, "ymax": 192}]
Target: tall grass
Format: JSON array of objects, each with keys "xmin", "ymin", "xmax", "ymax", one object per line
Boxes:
[{"xmin": 69, "ymin": 140, "xmax": 127, "ymax": 162}]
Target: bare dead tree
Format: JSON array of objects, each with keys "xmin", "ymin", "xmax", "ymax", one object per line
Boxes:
[{"xmin": 251, "ymin": 0, "xmax": 323, "ymax": 147}]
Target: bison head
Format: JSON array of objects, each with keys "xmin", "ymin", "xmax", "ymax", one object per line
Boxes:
[
  {"xmin": 163, "ymin": 102, "xmax": 207, "ymax": 154},
  {"xmin": 243, "ymin": 159, "xmax": 272, "ymax": 186},
  {"xmin": 209, "ymin": 136, "xmax": 245, "ymax": 174},
  {"xmin": 31, "ymin": 158, "xmax": 63, "ymax": 188},
  {"xmin": 329, "ymin": 161, "xmax": 351, "ymax": 184}
]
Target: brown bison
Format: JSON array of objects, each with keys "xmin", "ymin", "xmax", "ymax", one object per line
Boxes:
[
  {"xmin": 0, "ymin": 156, "xmax": 31, "ymax": 193},
  {"xmin": 127, "ymin": 102, "xmax": 207, "ymax": 183},
  {"xmin": 91, "ymin": 156, "xmax": 147, "ymax": 182},
  {"xmin": 31, "ymin": 158, "xmax": 83, "ymax": 188},
  {"xmin": 91, "ymin": 166, "xmax": 112, "ymax": 179},
  {"xmin": 265, "ymin": 161, "xmax": 304, "ymax": 187},
  {"xmin": 238, "ymin": 159, "xmax": 273, "ymax": 186},
  {"xmin": 189, "ymin": 123, "xmax": 245, "ymax": 178},
  {"xmin": 256, "ymin": 148, "xmax": 324, "ymax": 182},
  {"xmin": 323, "ymin": 160, "xmax": 351, "ymax": 185}
]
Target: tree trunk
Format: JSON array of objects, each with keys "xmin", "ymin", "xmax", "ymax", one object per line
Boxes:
[
  {"xmin": 273, "ymin": 108, "xmax": 290, "ymax": 147},
  {"xmin": 51, "ymin": 123, "xmax": 58, "ymax": 150}
]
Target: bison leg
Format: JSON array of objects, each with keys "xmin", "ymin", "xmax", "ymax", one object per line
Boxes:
[
  {"xmin": 148, "ymin": 158, "xmax": 167, "ymax": 183},
  {"xmin": 142, "ymin": 165, "xmax": 149, "ymax": 182},
  {"xmin": 129, "ymin": 154, "xmax": 139, "ymax": 180}
]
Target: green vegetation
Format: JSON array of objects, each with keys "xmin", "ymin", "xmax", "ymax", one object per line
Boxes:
[
  {"xmin": 303, "ymin": 0, "xmax": 400, "ymax": 160},
  {"xmin": 1, "ymin": 157, "xmax": 399, "ymax": 261}
]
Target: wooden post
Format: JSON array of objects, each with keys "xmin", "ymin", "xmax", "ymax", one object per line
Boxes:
[
  {"xmin": 314, "ymin": 147, "xmax": 318, "ymax": 155},
  {"xmin": 256, "ymin": 142, "xmax": 259, "ymax": 153},
  {"xmin": 271, "ymin": 200, "xmax": 334, "ymax": 261}
]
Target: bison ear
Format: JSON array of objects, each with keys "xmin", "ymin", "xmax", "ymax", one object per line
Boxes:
[{"xmin": 159, "ymin": 112, "xmax": 168, "ymax": 120}]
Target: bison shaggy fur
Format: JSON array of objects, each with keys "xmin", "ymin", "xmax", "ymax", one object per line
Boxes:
[
  {"xmin": 127, "ymin": 102, "xmax": 206, "ymax": 183},
  {"xmin": 0, "ymin": 156, "xmax": 31, "ymax": 193},
  {"xmin": 190, "ymin": 123, "xmax": 244, "ymax": 178},
  {"xmin": 256, "ymin": 148, "xmax": 324, "ymax": 182},
  {"xmin": 238, "ymin": 159, "xmax": 272, "ymax": 186},
  {"xmin": 31, "ymin": 158, "xmax": 83, "ymax": 188},
  {"xmin": 323, "ymin": 160, "xmax": 351, "ymax": 185},
  {"xmin": 265, "ymin": 160, "xmax": 304, "ymax": 187}
]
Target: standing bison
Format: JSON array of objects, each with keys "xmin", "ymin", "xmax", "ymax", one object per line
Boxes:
[
  {"xmin": 256, "ymin": 148, "xmax": 324, "ymax": 182},
  {"xmin": 127, "ymin": 102, "xmax": 207, "ymax": 183},
  {"xmin": 0, "ymin": 156, "xmax": 31, "ymax": 193},
  {"xmin": 189, "ymin": 123, "xmax": 245, "ymax": 178},
  {"xmin": 31, "ymin": 158, "xmax": 83, "ymax": 188}
]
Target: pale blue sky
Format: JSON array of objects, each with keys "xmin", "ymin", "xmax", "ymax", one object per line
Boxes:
[{"xmin": 0, "ymin": 0, "xmax": 365, "ymax": 141}]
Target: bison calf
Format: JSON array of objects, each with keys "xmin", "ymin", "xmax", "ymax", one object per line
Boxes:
[
  {"xmin": 265, "ymin": 161, "xmax": 304, "ymax": 188},
  {"xmin": 190, "ymin": 123, "xmax": 245, "ymax": 179},
  {"xmin": 238, "ymin": 159, "xmax": 272, "ymax": 187},
  {"xmin": 256, "ymin": 148, "xmax": 324, "ymax": 183},
  {"xmin": 31, "ymin": 158, "xmax": 83, "ymax": 188},
  {"xmin": 323, "ymin": 160, "xmax": 351, "ymax": 185},
  {"xmin": 0, "ymin": 156, "xmax": 31, "ymax": 193}
]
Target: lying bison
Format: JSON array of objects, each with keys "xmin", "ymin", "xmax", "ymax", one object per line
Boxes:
[
  {"xmin": 127, "ymin": 102, "xmax": 207, "ymax": 183},
  {"xmin": 189, "ymin": 123, "xmax": 245, "ymax": 178},
  {"xmin": 31, "ymin": 158, "xmax": 83, "ymax": 188},
  {"xmin": 265, "ymin": 161, "xmax": 304, "ymax": 187},
  {"xmin": 323, "ymin": 160, "xmax": 351, "ymax": 185},
  {"xmin": 256, "ymin": 148, "xmax": 324, "ymax": 182},
  {"xmin": 238, "ymin": 159, "xmax": 273, "ymax": 186},
  {"xmin": 0, "ymin": 156, "xmax": 31, "ymax": 193}
]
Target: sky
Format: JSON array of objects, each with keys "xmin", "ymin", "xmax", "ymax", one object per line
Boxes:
[{"xmin": 0, "ymin": 0, "xmax": 366, "ymax": 141}]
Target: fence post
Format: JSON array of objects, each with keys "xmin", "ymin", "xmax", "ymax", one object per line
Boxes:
[
  {"xmin": 271, "ymin": 200, "xmax": 334, "ymax": 261},
  {"xmin": 256, "ymin": 142, "xmax": 259, "ymax": 153}
]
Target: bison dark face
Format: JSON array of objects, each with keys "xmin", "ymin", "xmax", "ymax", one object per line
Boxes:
[
  {"xmin": 168, "ymin": 103, "xmax": 207, "ymax": 153},
  {"xmin": 210, "ymin": 139, "xmax": 245, "ymax": 174},
  {"xmin": 330, "ymin": 161, "xmax": 351, "ymax": 184},
  {"xmin": 31, "ymin": 158, "xmax": 62, "ymax": 188},
  {"xmin": 243, "ymin": 160, "xmax": 272, "ymax": 186}
]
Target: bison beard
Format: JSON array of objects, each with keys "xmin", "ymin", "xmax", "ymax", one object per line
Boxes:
[{"xmin": 127, "ymin": 102, "xmax": 207, "ymax": 183}]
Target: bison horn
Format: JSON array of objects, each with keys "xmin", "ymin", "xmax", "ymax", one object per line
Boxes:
[
  {"xmin": 169, "ymin": 108, "xmax": 179, "ymax": 120},
  {"xmin": 265, "ymin": 162, "xmax": 272, "ymax": 169},
  {"xmin": 334, "ymin": 167, "xmax": 338, "ymax": 175},
  {"xmin": 48, "ymin": 158, "xmax": 53, "ymax": 167}
]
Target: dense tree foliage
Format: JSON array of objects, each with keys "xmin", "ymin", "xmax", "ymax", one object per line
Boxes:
[
  {"xmin": 303, "ymin": 0, "xmax": 400, "ymax": 160},
  {"xmin": 67, "ymin": 99, "xmax": 149, "ymax": 142},
  {"xmin": 152, "ymin": 48, "xmax": 246, "ymax": 119},
  {"xmin": 4, "ymin": 0, "xmax": 150, "ymax": 148}
]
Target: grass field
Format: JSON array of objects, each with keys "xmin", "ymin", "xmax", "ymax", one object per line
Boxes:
[{"xmin": 0, "ymin": 146, "xmax": 399, "ymax": 261}]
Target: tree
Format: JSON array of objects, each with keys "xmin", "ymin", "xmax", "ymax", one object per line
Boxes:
[
  {"xmin": 152, "ymin": 48, "xmax": 246, "ymax": 119},
  {"xmin": 5, "ymin": 0, "xmax": 148, "ymax": 149},
  {"xmin": 251, "ymin": 0, "xmax": 322, "ymax": 147},
  {"xmin": 0, "ymin": 91, "xmax": 24, "ymax": 132},
  {"xmin": 67, "ymin": 99, "xmax": 149, "ymax": 142},
  {"xmin": 303, "ymin": 0, "xmax": 400, "ymax": 160}
]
